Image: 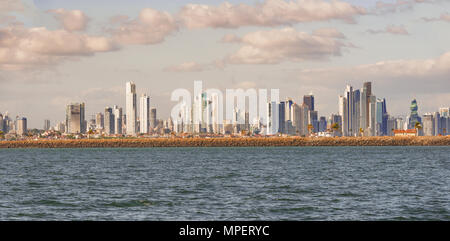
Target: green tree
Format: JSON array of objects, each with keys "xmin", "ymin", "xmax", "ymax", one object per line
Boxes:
[{"xmin": 414, "ymin": 121, "xmax": 422, "ymax": 136}]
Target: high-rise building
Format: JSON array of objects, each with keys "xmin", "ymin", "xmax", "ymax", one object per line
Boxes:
[
  {"xmin": 126, "ymin": 81, "xmax": 137, "ymax": 136},
  {"xmin": 433, "ymin": 112, "xmax": 441, "ymax": 136},
  {"xmin": 278, "ymin": 101, "xmax": 285, "ymax": 133},
  {"xmin": 65, "ymin": 103, "xmax": 85, "ymax": 134},
  {"xmin": 439, "ymin": 107, "xmax": 449, "ymax": 117},
  {"xmin": 353, "ymin": 89, "xmax": 361, "ymax": 134},
  {"xmin": 368, "ymin": 96, "xmax": 377, "ymax": 136},
  {"xmin": 113, "ymin": 105, "xmax": 122, "ymax": 134},
  {"xmin": 104, "ymin": 107, "xmax": 114, "ymax": 135},
  {"xmin": 292, "ymin": 103, "xmax": 308, "ymax": 136},
  {"xmin": 408, "ymin": 99, "xmax": 421, "ymax": 129},
  {"xmin": 376, "ymin": 98, "xmax": 388, "ymax": 136},
  {"xmin": 267, "ymin": 101, "xmax": 279, "ymax": 135},
  {"xmin": 16, "ymin": 117, "xmax": 27, "ymax": 136},
  {"xmin": 309, "ymin": 110, "xmax": 318, "ymax": 133},
  {"xmin": 303, "ymin": 95, "xmax": 314, "ymax": 112},
  {"xmin": 363, "ymin": 82, "xmax": 372, "ymax": 130},
  {"xmin": 345, "ymin": 85, "xmax": 354, "ymax": 136},
  {"xmin": 422, "ymin": 113, "xmax": 434, "ymax": 136},
  {"xmin": 96, "ymin": 112, "xmax": 104, "ymax": 130},
  {"xmin": 338, "ymin": 95, "xmax": 348, "ymax": 136},
  {"xmin": 140, "ymin": 94, "xmax": 150, "ymax": 134},
  {"xmin": 56, "ymin": 121, "xmax": 65, "ymax": 132},
  {"xmin": 329, "ymin": 114, "xmax": 342, "ymax": 136},
  {"xmin": 0, "ymin": 114, "xmax": 3, "ymax": 133},
  {"xmin": 319, "ymin": 116, "xmax": 327, "ymax": 132},
  {"xmin": 150, "ymin": 108, "xmax": 157, "ymax": 132},
  {"xmin": 44, "ymin": 119, "xmax": 50, "ymax": 131}
]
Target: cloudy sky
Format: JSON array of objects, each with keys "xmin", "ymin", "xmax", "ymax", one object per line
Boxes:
[{"xmin": 0, "ymin": 0, "xmax": 449, "ymax": 128}]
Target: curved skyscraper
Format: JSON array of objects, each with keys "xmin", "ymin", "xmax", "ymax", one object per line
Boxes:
[{"xmin": 408, "ymin": 99, "xmax": 421, "ymax": 129}]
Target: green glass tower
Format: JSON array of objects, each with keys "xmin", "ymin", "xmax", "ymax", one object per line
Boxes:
[{"xmin": 408, "ymin": 99, "xmax": 421, "ymax": 129}]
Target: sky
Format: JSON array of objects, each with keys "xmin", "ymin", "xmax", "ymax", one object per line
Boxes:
[{"xmin": 0, "ymin": 0, "xmax": 449, "ymax": 128}]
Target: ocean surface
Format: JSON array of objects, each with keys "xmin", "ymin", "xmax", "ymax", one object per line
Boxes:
[{"xmin": 0, "ymin": 146, "xmax": 449, "ymax": 220}]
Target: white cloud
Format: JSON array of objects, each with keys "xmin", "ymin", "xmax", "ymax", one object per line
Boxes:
[
  {"xmin": 48, "ymin": 9, "xmax": 90, "ymax": 32},
  {"xmin": 0, "ymin": 0, "xmax": 23, "ymax": 14},
  {"xmin": 297, "ymin": 51, "xmax": 450, "ymax": 84},
  {"xmin": 220, "ymin": 33, "xmax": 241, "ymax": 43},
  {"xmin": 163, "ymin": 62, "xmax": 207, "ymax": 72},
  {"xmin": 374, "ymin": 0, "xmax": 433, "ymax": 14},
  {"xmin": 368, "ymin": 25, "xmax": 409, "ymax": 35},
  {"xmin": 422, "ymin": 12, "xmax": 450, "ymax": 22},
  {"xmin": 111, "ymin": 8, "xmax": 178, "ymax": 45},
  {"xmin": 312, "ymin": 28, "xmax": 346, "ymax": 39},
  {"xmin": 224, "ymin": 27, "xmax": 347, "ymax": 64},
  {"xmin": 178, "ymin": 0, "xmax": 366, "ymax": 29},
  {"xmin": 0, "ymin": 25, "xmax": 119, "ymax": 70}
]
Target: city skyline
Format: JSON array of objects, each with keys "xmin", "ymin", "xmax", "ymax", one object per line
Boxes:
[
  {"xmin": 1, "ymin": 80, "xmax": 449, "ymax": 138},
  {"xmin": 1, "ymin": 0, "xmax": 450, "ymax": 128}
]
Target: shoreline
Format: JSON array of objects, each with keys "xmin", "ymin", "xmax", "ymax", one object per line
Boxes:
[{"xmin": 0, "ymin": 136, "xmax": 449, "ymax": 148}]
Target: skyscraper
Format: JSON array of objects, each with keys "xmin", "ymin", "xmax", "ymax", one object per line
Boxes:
[
  {"xmin": 267, "ymin": 101, "xmax": 279, "ymax": 135},
  {"xmin": 408, "ymin": 99, "xmax": 421, "ymax": 129},
  {"xmin": 353, "ymin": 89, "xmax": 360, "ymax": 134},
  {"xmin": 422, "ymin": 113, "xmax": 434, "ymax": 136},
  {"xmin": 65, "ymin": 103, "xmax": 85, "ymax": 134},
  {"xmin": 303, "ymin": 95, "xmax": 314, "ymax": 112},
  {"xmin": 16, "ymin": 117, "xmax": 27, "ymax": 136},
  {"xmin": 96, "ymin": 112, "xmax": 104, "ymax": 130},
  {"xmin": 0, "ymin": 114, "xmax": 3, "ymax": 133},
  {"xmin": 319, "ymin": 116, "xmax": 327, "ymax": 132},
  {"xmin": 140, "ymin": 94, "xmax": 150, "ymax": 134},
  {"xmin": 126, "ymin": 82, "xmax": 137, "ymax": 136},
  {"xmin": 338, "ymin": 95, "xmax": 348, "ymax": 136},
  {"xmin": 44, "ymin": 119, "xmax": 50, "ymax": 131},
  {"xmin": 363, "ymin": 82, "xmax": 372, "ymax": 129},
  {"xmin": 344, "ymin": 85, "xmax": 354, "ymax": 136},
  {"xmin": 113, "ymin": 105, "xmax": 122, "ymax": 134},
  {"xmin": 369, "ymin": 96, "xmax": 377, "ymax": 136},
  {"xmin": 104, "ymin": 107, "xmax": 114, "ymax": 135},
  {"xmin": 278, "ymin": 101, "xmax": 285, "ymax": 133},
  {"xmin": 150, "ymin": 108, "xmax": 157, "ymax": 132}
]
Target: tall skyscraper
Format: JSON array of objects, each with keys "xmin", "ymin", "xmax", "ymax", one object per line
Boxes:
[
  {"xmin": 338, "ymin": 95, "xmax": 348, "ymax": 136},
  {"xmin": 363, "ymin": 82, "xmax": 372, "ymax": 129},
  {"xmin": 267, "ymin": 101, "xmax": 279, "ymax": 135},
  {"xmin": 0, "ymin": 114, "xmax": 3, "ymax": 133},
  {"xmin": 353, "ymin": 89, "xmax": 360, "ymax": 134},
  {"xmin": 278, "ymin": 101, "xmax": 285, "ymax": 133},
  {"xmin": 140, "ymin": 94, "xmax": 150, "ymax": 134},
  {"xmin": 303, "ymin": 95, "xmax": 314, "ymax": 112},
  {"xmin": 422, "ymin": 113, "xmax": 434, "ymax": 136},
  {"xmin": 369, "ymin": 96, "xmax": 377, "ymax": 136},
  {"xmin": 344, "ymin": 85, "xmax": 354, "ymax": 136},
  {"xmin": 150, "ymin": 108, "xmax": 157, "ymax": 132},
  {"xmin": 65, "ymin": 103, "xmax": 85, "ymax": 134},
  {"xmin": 319, "ymin": 116, "xmax": 327, "ymax": 132},
  {"xmin": 96, "ymin": 112, "xmax": 104, "ymax": 130},
  {"xmin": 44, "ymin": 119, "xmax": 50, "ymax": 131},
  {"xmin": 408, "ymin": 99, "xmax": 421, "ymax": 129},
  {"xmin": 126, "ymin": 82, "xmax": 137, "ymax": 135},
  {"xmin": 16, "ymin": 117, "xmax": 27, "ymax": 136},
  {"xmin": 104, "ymin": 107, "xmax": 114, "ymax": 135},
  {"xmin": 113, "ymin": 105, "xmax": 122, "ymax": 134}
]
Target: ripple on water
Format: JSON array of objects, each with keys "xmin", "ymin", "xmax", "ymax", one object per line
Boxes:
[{"xmin": 0, "ymin": 146, "xmax": 449, "ymax": 220}]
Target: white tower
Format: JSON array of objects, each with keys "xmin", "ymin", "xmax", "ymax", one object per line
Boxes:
[{"xmin": 126, "ymin": 81, "xmax": 137, "ymax": 136}]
